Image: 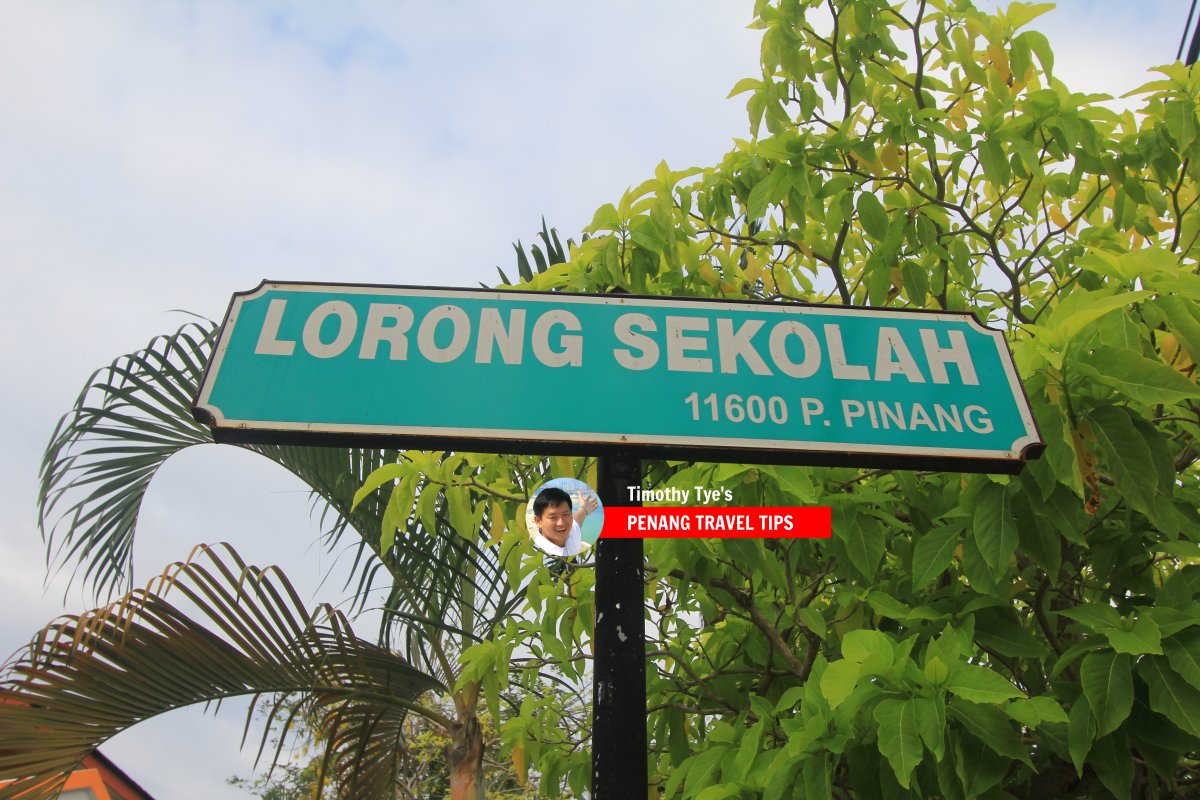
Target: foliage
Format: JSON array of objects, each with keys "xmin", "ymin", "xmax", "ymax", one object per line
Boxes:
[
  {"xmin": 229, "ymin": 760, "xmax": 326, "ymax": 800},
  {"xmin": 25, "ymin": 266, "xmax": 543, "ymax": 795},
  {"xmin": 36, "ymin": 320, "xmax": 398, "ymax": 609},
  {"xmin": 493, "ymin": 217, "xmax": 587, "ymax": 287},
  {"xmin": 0, "ymin": 544, "xmax": 442, "ymax": 800},
  {"xmin": 228, "ymin": 695, "xmax": 337, "ymax": 800},
  {"xmin": 228, "ymin": 694, "xmax": 533, "ymax": 800},
  {"xmin": 362, "ymin": 453, "xmax": 598, "ymax": 796},
  {"xmin": 435, "ymin": 0, "xmax": 1200, "ymax": 797}
]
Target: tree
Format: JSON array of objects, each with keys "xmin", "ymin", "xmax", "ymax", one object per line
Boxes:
[
  {"xmin": 8, "ymin": 229, "xmax": 580, "ymax": 798},
  {"xmin": 0, "ymin": 544, "xmax": 443, "ymax": 799},
  {"xmin": 10, "ymin": 0, "xmax": 1200, "ymax": 798},
  {"xmin": 467, "ymin": 0, "xmax": 1200, "ymax": 796}
]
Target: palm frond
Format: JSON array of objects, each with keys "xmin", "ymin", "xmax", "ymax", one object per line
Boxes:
[
  {"xmin": 245, "ymin": 441, "xmax": 399, "ymax": 616},
  {"xmin": 0, "ymin": 543, "xmax": 444, "ymax": 800},
  {"xmin": 493, "ymin": 219, "xmax": 584, "ymax": 285},
  {"xmin": 38, "ymin": 322, "xmax": 396, "ymax": 604},
  {"xmin": 38, "ymin": 323, "xmax": 216, "ymax": 598},
  {"xmin": 36, "ymin": 321, "xmax": 519, "ymax": 681}
]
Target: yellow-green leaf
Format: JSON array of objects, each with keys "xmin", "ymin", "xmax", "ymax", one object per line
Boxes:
[{"xmin": 874, "ymin": 699, "xmax": 923, "ymax": 788}]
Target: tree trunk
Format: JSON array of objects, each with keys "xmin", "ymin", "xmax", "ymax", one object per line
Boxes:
[{"xmin": 446, "ymin": 714, "xmax": 485, "ymax": 800}]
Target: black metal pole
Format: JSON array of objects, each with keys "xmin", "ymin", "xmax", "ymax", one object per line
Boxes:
[
  {"xmin": 1185, "ymin": 0, "xmax": 1200, "ymax": 64},
  {"xmin": 592, "ymin": 451, "xmax": 646, "ymax": 799}
]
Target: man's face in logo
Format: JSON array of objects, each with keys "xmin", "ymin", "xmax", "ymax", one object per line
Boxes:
[{"xmin": 535, "ymin": 501, "xmax": 573, "ymax": 546}]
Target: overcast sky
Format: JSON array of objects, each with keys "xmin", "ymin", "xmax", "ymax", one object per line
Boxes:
[{"xmin": 0, "ymin": 2, "xmax": 1190, "ymax": 798}]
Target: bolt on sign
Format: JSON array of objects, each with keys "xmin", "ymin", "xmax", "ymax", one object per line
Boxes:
[{"xmin": 193, "ymin": 282, "xmax": 1043, "ymax": 473}]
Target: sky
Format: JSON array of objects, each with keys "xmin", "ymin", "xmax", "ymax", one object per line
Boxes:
[{"xmin": 0, "ymin": 2, "xmax": 1191, "ymax": 798}]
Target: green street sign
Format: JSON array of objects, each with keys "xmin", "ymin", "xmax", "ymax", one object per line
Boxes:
[{"xmin": 193, "ymin": 282, "xmax": 1043, "ymax": 472}]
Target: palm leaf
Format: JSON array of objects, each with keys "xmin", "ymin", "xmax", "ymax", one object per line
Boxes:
[
  {"xmin": 36, "ymin": 322, "xmax": 519, "ymax": 680},
  {"xmin": 38, "ymin": 323, "xmax": 216, "ymax": 598},
  {"xmin": 38, "ymin": 323, "xmax": 435, "ymax": 610},
  {"xmin": 494, "ymin": 219, "xmax": 584, "ymax": 285},
  {"xmin": 0, "ymin": 543, "xmax": 445, "ymax": 800}
]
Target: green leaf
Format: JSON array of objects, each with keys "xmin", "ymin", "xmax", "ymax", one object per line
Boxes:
[
  {"xmin": 446, "ymin": 487, "xmax": 477, "ymax": 541},
  {"xmin": 924, "ymin": 655, "xmax": 949, "ymax": 686},
  {"xmin": 1068, "ymin": 695, "xmax": 1097, "ymax": 775},
  {"xmin": 757, "ymin": 134, "xmax": 796, "ymax": 161},
  {"xmin": 667, "ymin": 709, "xmax": 690, "ymax": 767},
  {"xmin": 379, "ymin": 484, "xmax": 403, "ymax": 555},
  {"xmin": 1009, "ymin": 33, "xmax": 1032, "ymax": 81},
  {"xmin": 1038, "ymin": 288, "xmax": 1151, "ymax": 349},
  {"xmin": 874, "ymin": 699, "xmax": 923, "ymax": 788},
  {"xmin": 727, "ymin": 76, "xmax": 762, "ymax": 98},
  {"xmin": 1080, "ymin": 651, "xmax": 1134, "ymax": 737},
  {"xmin": 949, "ymin": 698, "xmax": 1028, "ymax": 763},
  {"xmin": 1006, "ymin": 2, "xmax": 1056, "ymax": 29},
  {"xmin": 693, "ymin": 783, "xmax": 741, "ymax": 800},
  {"xmin": 841, "ymin": 629, "xmax": 896, "ymax": 674},
  {"xmin": 1148, "ymin": 605, "xmax": 1200, "ymax": 639},
  {"xmin": 774, "ymin": 686, "xmax": 806, "ymax": 714},
  {"xmin": 1153, "ymin": 272, "xmax": 1200, "ymax": 303},
  {"xmin": 973, "ymin": 612, "xmax": 1048, "ymax": 658},
  {"xmin": 1027, "ymin": 696, "xmax": 1070, "ymax": 724},
  {"xmin": 971, "ymin": 483, "xmax": 1017, "ymax": 583},
  {"xmin": 858, "ymin": 192, "xmax": 890, "ymax": 240},
  {"xmin": 961, "ymin": 532, "xmax": 1001, "ymax": 596},
  {"xmin": 1052, "ymin": 639, "xmax": 1108, "ymax": 680},
  {"xmin": 954, "ymin": 730, "xmax": 1010, "ymax": 798},
  {"xmin": 748, "ymin": 695, "xmax": 774, "ymax": 727},
  {"xmin": 901, "ymin": 260, "xmax": 929, "ymax": 306},
  {"xmin": 911, "ymin": 523, "xmax": 961, "ymax": 589},
  {"xmin": 1079, "ymin": 247, "xmax": 1180, "ymax": 282},
  {"xmin": 1092, "ymin": 307, "xmax": 1145, "ymax": 350},
  {"xmin": 1164, "ymin": 629, "xmax": 1200, "ymax": 688},
  {"xmin": 767, "ymin": 465, "xmax": 818, "ymax": 503},
  {"xmin": 1156, "ymin": 295, "xmax": 1200, "ymax": 363},
  {"xmin": 796, "ymin": 606, "xmax": 827, "ymax": 639},
  {"xmin": 629, "ymin": 215, "xmax": 665, "ymax": 252},
  {"xmin": 802, "ymin": 752, "xmax": 832, "ymax": 800},
  {"xmin": 1141, "ymin": 656, "xmax": 1200, "ymax": 737},
  {"xmin": 1087, "ymin": 405, "xmax": 1158, "ymax": 519},
  {"xmin": 914, "ymin": 694, "xmax": 947, "ymax": 761},
  {"xmin": 684, "ymin": 746, "xmax": 729, "ymax": 794},
  {"xmin": 1090, "ymin": 732, "xmax": 1133, "ymax": 800},
  {"xmin": 762, "ymin": 750, "xmax": 803, "ymax": 800},
  {"xmin": 1165, "ymin": 98, "xmax": 1198, "ymax": 152},
  {"xmin": 353, "ymin": 462, "xmax": 407, "ymax": 509},
  {"xmin": 1106, "ymin": 616, "xmax": 1163, "ymax": 656},
  {"xmin": 732, "ymin": 721, "xmax": 764, "ymax": 781},
  {"xmin": 415, "ymin": 483, "xmax": 439, "ymax": 538},
  {"xmin": 1059, "ymin": 604, "xmax": 1122, "ymax": 631},
  {"xmin": 1007, "ymin": 696, "xmax": 1068, "ymax": 727},
  {"xmin": 1132, "ymin": 415, "xmax": 1181, "ymax": 523},
  {"xmin": 820, "ymin": 660, "xmax": 860, "ymax": 710},
  {"xmin": 946, "ymin": 664, "xmax": 1024, "ymax": 704},
  {"xmin": 589, "ymin": 203, "xmax": 620, "ymax": 232},
  {"xmin": 1073, "ymin": 346, "xmax": 1200, "ymax": 406},
  {"xmin": 1020, "ymin": 29, "xmax": 1054, "ymax": 78},
  {"xmin": 865, "ymin": 591, "xmax": 913, "ymax": 622},
  {"xmin": 746, "ymin": 170, "xmax": 783, "ymax": 220},
  {"xmin": 836, "ymin": 510, "xmax": 884, "ymax": 579},
  {"xmin": 978, "ymin": 135, "xmax": 1011, "ymax": 184}
]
